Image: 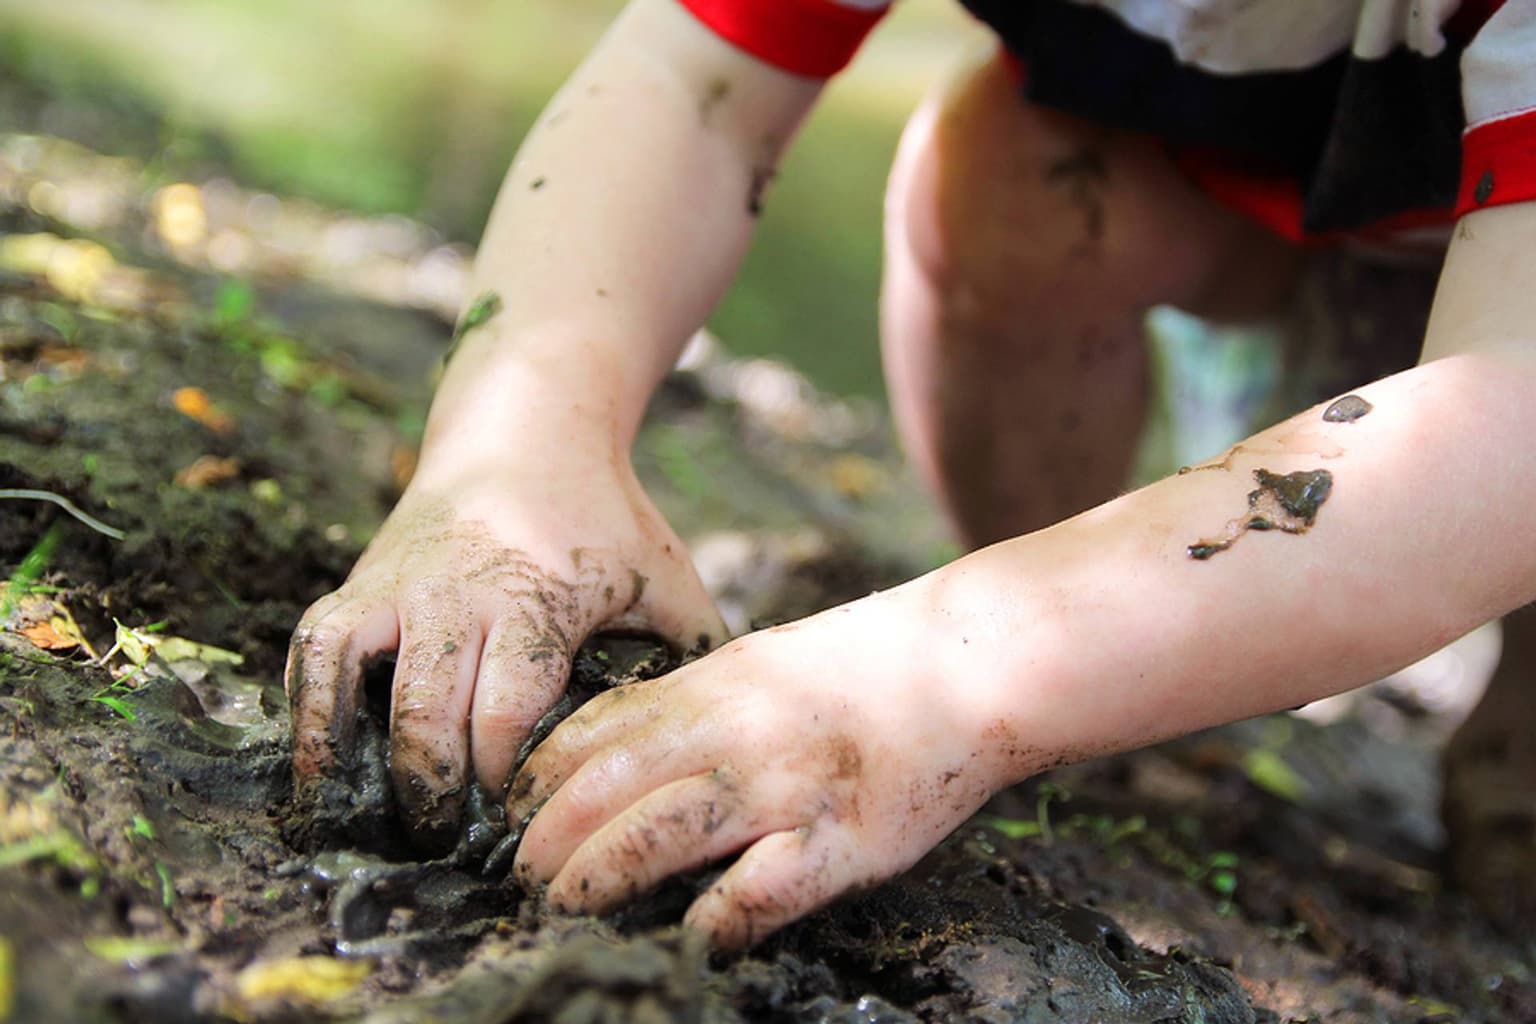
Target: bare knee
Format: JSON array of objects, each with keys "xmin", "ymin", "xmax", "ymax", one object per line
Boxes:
[{"xmin": 884, "ymin": 48, "xmax": 1303, "ymax": 335}]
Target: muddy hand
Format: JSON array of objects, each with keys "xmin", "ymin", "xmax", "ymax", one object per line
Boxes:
[
  {"xmin": 286, "ymin": 463, "xmax": 727, "ymax": 851},
  {"xmin": 505, "ymin": 587, "xmax": 1013, "ymax": 948}
]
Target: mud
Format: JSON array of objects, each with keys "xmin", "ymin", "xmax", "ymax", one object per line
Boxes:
[
  {"xmin": 747, "ymin": 166, "xmax": 774, "ymax": 218},
  {"xmin": 1188, "ymin": 468, "xmax": 1333, "ymax": 560},
  {"xmin": 700, "ymin": 79, "xmax": 732, "ymax": 125},
  {"xmin": 1322, "ymin": 395, "xmax": 1372, "ymax": 424},
  {"xmin": 3, "ymin": 115, "xmax": 1535, "ymax": 1023},
  {"xmin": 1045, "ymin": 144, "xmax": 1108, "ymax": 250}
]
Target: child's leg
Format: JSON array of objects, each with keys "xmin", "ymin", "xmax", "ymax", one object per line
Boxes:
[{"xmin": 880, "ymin": 46, "xmax": 1303, "ymax": 547}]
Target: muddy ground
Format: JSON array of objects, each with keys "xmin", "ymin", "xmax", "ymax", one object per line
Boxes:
[{"xmin": 1, "ymin": 120, "xmax": 1535, "ymax": 1022}]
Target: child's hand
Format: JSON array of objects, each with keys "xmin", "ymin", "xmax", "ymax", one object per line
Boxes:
[
  {"xmin": 285, "ymin": 452, "xmax": 726, "ymax": 849},
  {"xmin": 506, "ymin": 585, "xmax": 1019, "ymax": 947}
]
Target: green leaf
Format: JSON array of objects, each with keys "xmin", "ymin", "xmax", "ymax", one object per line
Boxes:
[
  {"xmin": 212, "ymin": 280, "xmax": 256, "ymax": 327},
  {"xmin": 153, "ymin": 636, "xmax": 243, "ymax": 665},
  {"xmin": 84, "ymin": 936, "xmax": 183, "ymax": 964},
  {"xmin": 982, "ymin": 816, "xmax": 1042, "ymax": 841},
  {"xmin": 0, "ymin": 833, "xmax": 72, "ymax": 869},
  {"xmin": 1241, "ymin": 749, "xmax": 1309, "ymax": 803},
  {"xmin": 454, "ymin": 291, "xmax": 503, "ymax": 340},
  {"xmin": 90, "ymin": 695, "xmax": 138, "ymax": 722},
  {"xmin": 155, "ymin": 862, "xmax": 175, "ymax": 908}
]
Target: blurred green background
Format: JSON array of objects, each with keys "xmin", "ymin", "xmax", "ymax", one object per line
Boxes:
[{"xmin": 0, "ymin": 0, "xmax": 988, "ymax": 398}]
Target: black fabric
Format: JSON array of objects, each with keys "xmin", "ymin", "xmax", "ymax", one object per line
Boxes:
[
  {"xmin": 957, "ymin": 0, "xmax": 1467, "ymax": 233},
  {"xmin": 1305, "ymin": 46, "xmax": 1463, "ymax": 231}
]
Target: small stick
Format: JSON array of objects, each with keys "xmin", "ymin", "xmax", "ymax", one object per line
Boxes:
[{"xmin": 0, "ymin": 488, "xmax": 126, "ymax": 540}]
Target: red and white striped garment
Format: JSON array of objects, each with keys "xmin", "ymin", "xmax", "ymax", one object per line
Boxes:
[{"xmin": 676, "ymin": 0, "xmax": 1536, "ymax": 242}]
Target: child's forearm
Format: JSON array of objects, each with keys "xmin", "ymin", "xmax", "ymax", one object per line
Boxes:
[
  {"xmin": 923, "ymin": 205, "xmax": 1536, "ymax": 781},
  {"xmin": 420, "ymin": 0, "xmax": 821, "ymax": 470}
]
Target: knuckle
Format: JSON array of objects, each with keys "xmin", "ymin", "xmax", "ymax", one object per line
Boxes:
[
  {"xmin": 473, "ymin": 700, "xmax": 544, "ymax": 743},
  {"xmin": 288, "ymin": 617, "xmax": 350, "ymax": 662},
  {"xmin": 404, "ymin": 573, "xmax": 464, "ymax": 609},
  {"xmin": 614, "ymin": 817, "xmax": 663, "ymax": 868},
  {"xmin": 390, "ymin": 690, "xmax": 455, "ymax": 732}
]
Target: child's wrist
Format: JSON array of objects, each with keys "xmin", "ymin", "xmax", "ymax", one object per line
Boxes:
[{"xmin": 886, "ymin": 555, "xmax": 1063, "ymax": 789}]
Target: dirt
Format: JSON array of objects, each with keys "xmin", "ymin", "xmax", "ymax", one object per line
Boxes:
[
  {"xmin": 1321, "ymin": 395, "xmax": 1372, "ymax": 424},
  {"xmin": 2, "ymin": 119, "xmax": 1536, "ymax": 1022},
  {"xmin": 1187, "ymin": 468, "xmax": 1333, "ymax": 560}
]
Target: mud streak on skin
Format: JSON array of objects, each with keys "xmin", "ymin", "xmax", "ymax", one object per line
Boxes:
[{"xmin": 1187, "ymin": 468, "xmax": 1333, "ymax": 560}]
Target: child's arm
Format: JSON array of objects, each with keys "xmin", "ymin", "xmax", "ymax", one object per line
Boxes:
[
  {"xmin": 286, "ymin": 0, "xmax": 827, "ymax": 844},
  {"xmin": 506, "ymin": 201, "xmax": 1536, "ymax": 947}
]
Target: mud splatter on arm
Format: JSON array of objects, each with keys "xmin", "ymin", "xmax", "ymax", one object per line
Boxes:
[
  {"xmin": 1322, "ymin": 394, "xmax": 1372, "ymax": 423},
  {"xmin": 1187, "ymin": 468, "xmax": 1333, "ymax": 560}
]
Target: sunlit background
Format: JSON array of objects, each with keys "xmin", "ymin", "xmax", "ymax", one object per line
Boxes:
[{"xmin": 1, "ymin": 0, "xmax": 990, "ymax": 397}]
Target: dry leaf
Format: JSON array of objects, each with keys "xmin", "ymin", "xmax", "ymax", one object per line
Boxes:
[
  {"xmin": 172, "ymin": 386, "xmax": 235, "ymax": 435},
  {"xmin": 174, "ymin": 454, "xmax": 242, "ymax": 489},
  {"xmin": 19, "ymin": 617, "xmax": 80, "ymax": 652}
]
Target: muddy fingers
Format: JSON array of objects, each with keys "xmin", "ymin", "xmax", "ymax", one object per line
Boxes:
[
  {"xmin": 390, "ymin": 578, "xmax": 484, "ymax": 849},
  {"xmin": 286, "ymin": 594, "xmax": 399, "ymax": 784},
  {"xmin": 545, "ymin": 770, "xmax": 766, "ymax": 914},
  {"xmin": 684, "ymin": 825, "xmax": 864, "ymax": 950},
  {"xmin": 512, "ymin": 712, "xmax": 724, "ymax": 879},
  {"xmin": 469, "ymin": 615, "xmax": 576, "ymax": 796},
  {"xmin": 506, "ymin": 679, "xmax": 679, "ymax": 822}
]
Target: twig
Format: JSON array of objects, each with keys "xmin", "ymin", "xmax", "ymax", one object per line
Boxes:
[{"xmin": 0, "ymin": 488, "xmax": 126, "ymax": 540}]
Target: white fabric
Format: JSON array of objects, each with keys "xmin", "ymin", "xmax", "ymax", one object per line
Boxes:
[
  {"xmin": 1075, "ymin": 0, "xmax": 1460, "ymax": 73},
  {"xmin": 1460, "ymin": 0, "xmax": 1536, "ymax": 127},
  {"xmin": 1351, "ymin": 0, "xmax": 1457, "ymax": 60},
  {"xmin": 1068, "ymin": 0, "xmax": 1536, "ymax": 138}
]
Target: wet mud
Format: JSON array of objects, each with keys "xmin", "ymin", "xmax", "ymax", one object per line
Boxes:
[
  {"xmin": 1322, "ymin": 394, "xmax": 1372, "ymax": 424},
  {"xmin": 1188, "ymin": 468, "xmax": 1333, "ymax": 560},
  {"xmin": 3, "ymin": 124, "xmax": 1535, "ymax": 1023}
]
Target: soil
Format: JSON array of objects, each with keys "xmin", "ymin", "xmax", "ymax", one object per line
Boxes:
[{"xmin": 2, "ymin": 109, "xmax": 1535, "ymax": 1024}]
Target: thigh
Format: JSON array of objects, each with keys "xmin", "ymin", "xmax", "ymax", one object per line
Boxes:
[{"xmin": 893, "ymin": 46, "xmax": 1304, "ymax": 325}]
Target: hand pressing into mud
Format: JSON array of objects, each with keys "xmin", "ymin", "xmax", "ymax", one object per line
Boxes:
[
  {"xmin": 285, "ymin": 455, "xmax": 727, "ymax": 851},
  {"xmin": 506, "ymin": 588, "xmax": 1017, "ymax": 948}
]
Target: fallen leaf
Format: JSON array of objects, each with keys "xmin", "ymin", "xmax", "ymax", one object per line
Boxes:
[
  {"xmin": 234, "ymin": 955, "xmax": 372, "ymax": 1006},
  {"xmin": 3, "ymin": 592, "xmax": 96, "ymax": 659},
  {"xmin": 84, "ymin": 936, "xmax": 184, "ymax": 966},
  {"xmin": 106, "ymin": 620, "xmax": 242, "ymax": 670},
  {"xmin": 110, "ymin": 619, "xmax": 155, "ymax": 668},
  {"xmin": 154, "ymin": 635, "xmax": 243, "ymax": 666},
  {"xmin": 19, "ymin": 617, "xmax": 79, "ymax": 652},
  {"xmin": 174, "ymin": 455, "xmax": 242, "ymax": 489},
  {"xmin": 1241, "ymin": 748, "xmax": 1310, "ymax": 803},
  {"xmin": 172, "ymin": 386, "xmax": 234, "ymax": 435}
]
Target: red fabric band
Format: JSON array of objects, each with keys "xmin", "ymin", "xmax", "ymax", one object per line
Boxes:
[
  {"xmin": 677, "ymin": 0, "xmax": 888, "ymax": 78},
  {"xmin": 1174, "ymin": 147, "xmax": 1454, "ymax": 246},
  {"xmin": 1456, "ymin": 109, "xmax": 1536, "ymax": 219}
]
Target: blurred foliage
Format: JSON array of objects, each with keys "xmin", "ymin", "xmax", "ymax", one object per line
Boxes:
[{"xmin": 0, "ymin": 0, "xmax": 984, "ymax": 398}]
